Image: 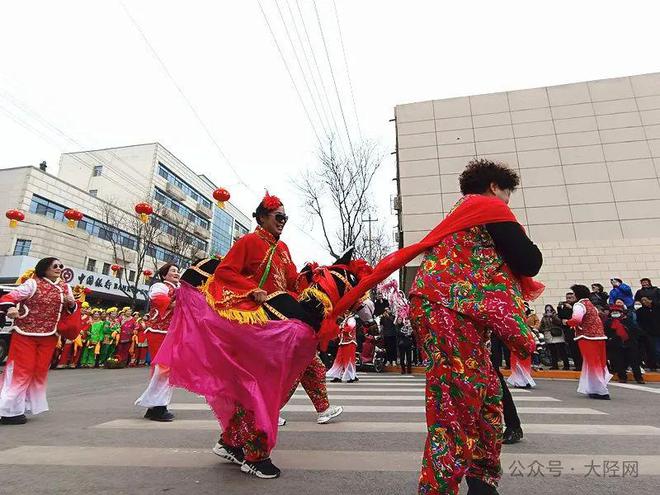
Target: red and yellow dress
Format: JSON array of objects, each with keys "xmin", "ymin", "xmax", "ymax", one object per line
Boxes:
[
  {"xmin": 204, "ymin": 226, "xmax": 299, "ymax": 323},
  {"xmin": 0, "ymin": 276, "xmax": 76, "ymax": 417}
]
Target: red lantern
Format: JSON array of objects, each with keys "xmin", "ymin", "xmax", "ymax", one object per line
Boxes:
[
  {"xmin": 135, "ymin": 202, "xmax": 154, "ymax": 223},
  {"xmin": 213, "ymin": 188, "xmax": 230, "ymax": 208},
  {"xmin": 110, "ymin": 264, "xmax": 122, "ymax": 275},
  {"xmin": 143, "ymin": 269, "xmax": 153, "ymax": 283},
  {"xmin": 5, "ymin": 209, "xmax": 25, "ymax": 228},
  {"xmin": 64, "ymin": 208, "xmax": 84, "ymax": 228}
]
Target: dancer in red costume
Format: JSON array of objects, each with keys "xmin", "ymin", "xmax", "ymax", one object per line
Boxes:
[
  {"xmin": 326, "ymin": 317, "xmax": 358, "ymax": 383},
  {"xmin": 565, "ymin": 284, "xmax": 611, "ymax": 399},
  {"xmin": 57, "ymin": 301, "xmax": 90, "ymax": 369},
  {"xmin": 134, "ymin": 263, "xmax": 179, "ymax": 422},
  {"xmin": 154, "ymin": 192, "xmax": 366, "ymax": 480},
  {"xmin": 0, "ymin": 257, "xmax": 77, "ymax": 425},
  {"xmin": 316, "ymin": 160, "xmax": 544, "ymax": 495}
]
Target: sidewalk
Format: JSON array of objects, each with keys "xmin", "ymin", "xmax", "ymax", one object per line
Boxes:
[{"xmin": 383, "ymin": 366, "xmax": 660, "ymax": 382}]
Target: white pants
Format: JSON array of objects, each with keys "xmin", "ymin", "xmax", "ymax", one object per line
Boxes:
[{"xmin": 135, "ymin": 365, "xmax": 173, "ymax": 408}]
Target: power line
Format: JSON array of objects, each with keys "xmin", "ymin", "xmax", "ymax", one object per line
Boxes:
[
  {"xmin": 311, "ymin": 0, "xmax": 356, "ymax": 161},
  {"xmin": 331, "ymin": 0, "xmax": 362, "ymax": 139},
  {"xmin": 118, "ymin": 0, "xmax": 256, "ymax": 196},
  {"xmin": 256, "ymin": 0, "xmax": 323, "ymax": 147},
  {"xmin": 293, "ymin": 0, "xmax": 345, "ymax": 151},
  {"xmin": 284, "ymin": 0, "xmax": 341, "ymax": 144},
  {"xmin": 274, "ymin": 0, "xmax": 331, "ymax": 139}
]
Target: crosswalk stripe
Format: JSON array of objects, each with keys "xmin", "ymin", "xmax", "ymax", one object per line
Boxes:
[
  {"xmin": 168, "ymin": 403, "xmax": 605, "ymax": 415},
  {"xmin": 93, "ymin": 420, "xmax": 659, "ymax": 435},
  {"xmin": 322, "ymin": 387, "xmax": 530, "ymax": 393},
  {"xmin": 608, "ymin": 382, "xmax": 660, "ymax": 394},
  {"xmin": 290, "ymin": 394, "xmax": 560, "ymax": 402},
  {"xmin": 1, "ymin": 446, "xmax": 658, "ymax": 474}
]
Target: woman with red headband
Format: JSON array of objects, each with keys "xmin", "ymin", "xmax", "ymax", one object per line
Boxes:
[{"xmin": 155, "ymin": 193, "xmax": 320, "ymax": 479}]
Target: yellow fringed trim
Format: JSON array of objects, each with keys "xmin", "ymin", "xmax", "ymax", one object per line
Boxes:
[
  {"xmin": 299, "ymin": 287, "xmax": 333, "ymax": 317},
  {"xmin": 200, "ymin": 275, "xmax": 268, "ymax": 325},
  {"xmin": 218, "ymin": 307, "xmax": 268, "ymax": 325}
]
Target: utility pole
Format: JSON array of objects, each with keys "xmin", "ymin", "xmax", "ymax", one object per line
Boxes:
[{"xmin": 362, "ymin": 213, "xmax": 378, "ymax": 265}]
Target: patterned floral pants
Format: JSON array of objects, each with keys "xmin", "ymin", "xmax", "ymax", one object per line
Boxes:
[
  {"xmin": 221, "ymin": 403, "xmax": 270, "ymax": 462},
  {"xmin": 284, "ymin": 354, "xmax": 330, "ymax": 412},
  {"xmin": 411, "ymin": 298, "xmax": 503, "ymax": 495}
]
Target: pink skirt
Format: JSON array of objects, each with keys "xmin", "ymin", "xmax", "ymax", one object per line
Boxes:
[{"xmin": 154, "ymin": 282, "xmax": 317, "ymax": 451}]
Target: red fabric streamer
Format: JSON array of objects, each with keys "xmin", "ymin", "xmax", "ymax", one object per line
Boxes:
[
  {"xmin": 318, "ymin": 194, "xmax": 545, "ymax": 348},
  {"xmin": 610, "ymin": 318, "xmax": 629, "ymax": 342}
]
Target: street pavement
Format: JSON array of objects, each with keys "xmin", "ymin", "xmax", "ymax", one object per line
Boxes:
[{"xmin": 1, "ymin": 367, "xmax": 659, "ymax": 494}]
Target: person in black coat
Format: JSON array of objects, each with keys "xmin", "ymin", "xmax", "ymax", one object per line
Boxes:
[
  {"xmin": 634, "ymin": 278, "xmax": 660, "ymax": 306},
  {"xmin": 589, "ymin": 283, "xmax": 609, "ymax": 308},
  {"xmin": 380, "ymin": 309, "xmax": 398, "ymax": 366},
  {"xmin": 397, "ymin": 319, "xmax": 414, "ymax": 374},
  {"xmin": 605, "ymin": 305, "xmax": 644, "ymax": 384},
  {"xmin": 635, "ymin": 296, "xmax": 660, "ymax": 371}
]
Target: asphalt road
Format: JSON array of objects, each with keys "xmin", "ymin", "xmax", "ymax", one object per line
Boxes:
[{"xmin": 1, "ymin": 367, "xmax": 659, "ymax": 494}]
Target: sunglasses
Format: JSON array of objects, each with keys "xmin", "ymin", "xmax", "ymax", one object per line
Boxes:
[
  {"xmin": 51, "ymin": 264, "xmax": 64, "ymax": 269},
  {"xmin": 272, "ymin": 213, "xmax": 288, "ymax": 224}
]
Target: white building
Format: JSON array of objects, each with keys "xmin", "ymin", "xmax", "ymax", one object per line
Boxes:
[{"xmin": 0, "ymin": 143, "xmax": 251, "ymax": 305}]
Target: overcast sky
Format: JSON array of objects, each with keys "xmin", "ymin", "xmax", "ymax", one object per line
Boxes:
[{"xmin": 1, "ymin": 0, "xmax": 659, "ymax": 267}]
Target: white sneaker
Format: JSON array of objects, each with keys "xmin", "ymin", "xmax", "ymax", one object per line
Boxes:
[
  {"xmin": 278, "ymin": 416, "xmax": 286, "ymax": 427},
  {"xmin": 317, "ymin": 405, "xmax": 343, "ymax": 424}
]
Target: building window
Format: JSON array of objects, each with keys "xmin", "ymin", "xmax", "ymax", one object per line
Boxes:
[
  {"xmin": 13, "ymin": 239, "xmax": 31, "ymax": 256},
  {"xmin": 102, "ymin": 262, "xmax": 111, "ymax": 276},
  {"xmin": 153, "ymin": 187, "xmax": 210, "ymax": 230},
  {"xmin": 157, "ymin": 162, "xmax": 212, "ymax": 209},
  {"xmin": 129, "ymin": 270, "xmax": 136, "ymax": 282},
  {"xmin": 86, "ymin": 258, "xmax": 97, "ymax": 272},
  {"xmin": 93, "ymin": 165, "xmax": 103, "ymax": 177},
  {"xmin": 89, "ymin": 189, "xmax": 98, "ymax": 197}
]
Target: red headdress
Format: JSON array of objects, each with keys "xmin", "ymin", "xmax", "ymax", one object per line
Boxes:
[{"xmin": 262, "ymin": 191, "xmax": 282, "ymax": 211}]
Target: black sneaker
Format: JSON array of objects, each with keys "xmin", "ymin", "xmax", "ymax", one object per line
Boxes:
[
  {"xmin": 144, "ymin": 406, "xmax": 175, "ymax": 422},
  {"xmin": 241, "ymin": 458, "xmax": 281, "ymax": 479},
  {"xmin": 588, "ymin": 393, "xmax": 611, "ymax": 400},
  {"xmin": 0, "ymin": 414, "xmax": 27, "ymax": 425},
  {"xmin": 212, "ymin": 441, "xmax": 245, "ymax": 466},
  {"xmin": 502, "ymin": 426, "xmax": 523, "ymax": 445},
  {"xmin": 330, "ymin": 378, "xmax": 342, "ymax": 383}
]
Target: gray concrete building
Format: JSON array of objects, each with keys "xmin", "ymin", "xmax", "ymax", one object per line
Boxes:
[{"xmin": 394, "ymin": 72, "xmax": 660, "ymax": 310}]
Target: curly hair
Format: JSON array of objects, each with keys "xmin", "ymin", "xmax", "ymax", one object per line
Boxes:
[{"xmin": 458, "ymin": 158, "xmax": 520, "ymax": 195}]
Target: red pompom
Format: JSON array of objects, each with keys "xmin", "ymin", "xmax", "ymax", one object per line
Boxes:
[
  {"xmin": 262, "ymin": 191, "xmax": 282, "ymax": 211},
  {"xmin": 347, "ymin": 259, "xmax": 373, "ymax": 280}
]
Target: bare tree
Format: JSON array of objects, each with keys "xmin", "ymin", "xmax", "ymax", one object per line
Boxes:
[
  {"xmin": 354, "ymin": 223, "xmax": 394, "ymax": 267},
  {"xmin": 296, "ymin": 137, "xmax": 384, "ymax": 260},
  {"xmin": 98, "ymin": 200, "xmax": 164, "ymax": 308}
]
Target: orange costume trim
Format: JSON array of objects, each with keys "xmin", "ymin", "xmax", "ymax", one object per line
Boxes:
[{"xmin": 204, "ymin": 226, "xmax": 299, "ymax": 324}]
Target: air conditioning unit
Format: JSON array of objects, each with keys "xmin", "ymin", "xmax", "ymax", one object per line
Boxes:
[
  {"xmin": 392, "ymin": 196, "xmax": 402, "ymax": 211},
  {"xmin": 163, "ymin": 207, "xmax": 185, "ymax": 225},
  {"xmin": 196, "ymin": 203, "xmax": 213, "ymax": 219},
  {"xmin": 165, "ymin": 182, "xmax": 186, "ymax": 202},
  {"xmin": 194, "ymin": 223, "xmax": 211, "ymax": 239},
  {"xmin": 393, "ymin": 230, "xmax": 400, "ymax": 244}
]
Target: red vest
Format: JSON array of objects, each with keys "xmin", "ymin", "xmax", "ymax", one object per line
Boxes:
[
  {"xmin": 574, "ymin": 299, "xmax": 606, "ymax": 340},
  {"xmin": 15, "ymin": 278, "xmax": 68, "ymax": 336},
  {"xmin": 146, "ymin": 282, "xmax": 177, "ymax": 334}
]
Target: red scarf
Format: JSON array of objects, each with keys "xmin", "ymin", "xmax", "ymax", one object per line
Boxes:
[
  {"xmin": 610, "ymin": 318, "xmax": 629, "ymax": 342},
  {"xmin": 318, "ymin": 194, "xmax": 545, "ymax": 348}
]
